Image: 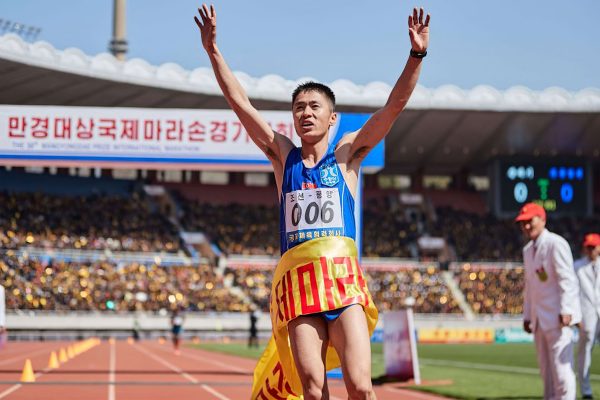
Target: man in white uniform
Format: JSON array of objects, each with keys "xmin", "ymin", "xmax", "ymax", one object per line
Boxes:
[
  {"xmin": 517, "ymin": 202, "xmax": 581, "ymax": 400},
  {"xmin": 575, "ymin": 233, "xmax": 600, "ymax": 399}
]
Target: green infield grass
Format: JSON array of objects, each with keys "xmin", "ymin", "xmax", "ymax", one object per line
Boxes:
[{"xmin": 190, "ymin": 341, "xmax": 600, "ymax": 399}]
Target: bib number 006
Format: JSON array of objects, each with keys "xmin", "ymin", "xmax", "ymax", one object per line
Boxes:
[
  {"xmin": 285, "ymin": 188, "xmax": 343, "ymax": 232},
  {"xmin": 291, "ymin": 200, "xmax": 335, "ymax": 226}
]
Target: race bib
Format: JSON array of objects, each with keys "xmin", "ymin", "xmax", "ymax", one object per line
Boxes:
[{"xmin": 284, "ymin": 188, "xmax": 343, "ymax": 244}]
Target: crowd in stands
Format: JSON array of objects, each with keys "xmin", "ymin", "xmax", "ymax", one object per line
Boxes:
[
  {"xmin": 3, "ymin": 183, "xmax": 600, "ymax": 316},
  {"xmin": 367, "ymin": 268, "xmax": 462, "ymax": 313},
  {"xmin": 0, "ymin": 192, "xmax": 182, "ymax": 253},
  {"xmin": 431, "ymin": 206, "xmax": 600, "ymax": 262},
  {"xmin": 0, "ymin": 245, "xmax": 525, "ymax": 315},
  {"xmin": 180, "ymin": 197, "xmax": 600, "ymax": 262},
  {"xmin": 227, "ymin": 265, "xmax": 462, "ymax": 314},
  {"xmin": 547, "ymin": 213, "xmax": 600, "ymax": 260},
  {"xmin": 0, "ymin": 251, "xmax": 247, "ymax": 312},
  {"xmin": 429, "ymin": 207, "xmax": 523, "ymax": 262},
  {"xmin": 180, "ymin": 201, "xmax": 280, "ymax": 256},
  {"xmin": 179, "ymin": 197, "xmax": 418, "ymax": 258},
  {"xmin": 4, "ymin": 188, "xmax": 597, "ymax": 262},
  {"xmin": 456, "ymin": 264, "xmax": 524, "ymax": 315},
  {"xmin": 226, "ymin": 268, "xmax": 271, "ymax": 312},
  {"xmin": 362, "ymin": 197, "xmax": 418, "ymax": 258}
]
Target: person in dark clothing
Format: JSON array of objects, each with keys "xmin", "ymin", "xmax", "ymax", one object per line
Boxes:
[
  {"xmin": 249, "ymin": 309, "xmax": 259, "ymax": 348},
  {"xmin": 171, "ymin": 309, "xmax": 184, "ymax": 355}
]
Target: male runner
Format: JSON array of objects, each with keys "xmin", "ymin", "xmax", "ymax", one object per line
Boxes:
[{"xmin": 195, "ymin": 5, "xmax": 429, "ymax": 399}]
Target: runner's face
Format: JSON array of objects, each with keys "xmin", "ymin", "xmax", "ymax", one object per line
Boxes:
[{"xmin": 292, "ymin": 91, "xmax": 336, "ymax": 144}]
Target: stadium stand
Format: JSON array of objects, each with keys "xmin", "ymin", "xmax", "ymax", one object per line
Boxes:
[
  {"xmin": 362, "ymin": 197, "xmax": 419, "ymax": 258},
  {"xmin": 454, "ymin": 263, "xmax": 525, "ymax": 315},
  {"xmin": 0, "ymin": 251, "xmax": 247, "ymax": 313},
  {"xmin": 179, "ymin": 201, "xmax": 279, "ymax": 256},
  {"xmin": 0, "ymin": 190, "xmax": 183, "ymax": 253},
  {"xmin": 226, "ymin": 257, "xmax": 462, "ymax": 314},
  {"xmin": 0, "ymin": 171, "xmax": 600, "ymax": 315},
  {"xmin": 366, "ymin": 267, "xmax": 462, "ymax": 314},
  {"xmin": 226, "ymin": 266, "xmax": 271, "ymax": 312},
  {"xmin": 429, "ymin": 206, "xmax": 523, "ymax": 262},
  {"xmin": 1, "ymin": 169, "xmax": 599, "ymax": 318}
]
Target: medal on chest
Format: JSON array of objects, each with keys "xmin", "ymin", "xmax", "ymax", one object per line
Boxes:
[{"xmin": 535, "ymin": 266, "xmax": 548, "ymax": 282}]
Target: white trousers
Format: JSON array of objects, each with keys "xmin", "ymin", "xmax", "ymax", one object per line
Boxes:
[
  {"xmin": 578, "ymin": 315, "xmax": 600, "ymax": 397},
  {"xmin": 534, "ymin": 326, "xmax": 576, "ymax": 400}
]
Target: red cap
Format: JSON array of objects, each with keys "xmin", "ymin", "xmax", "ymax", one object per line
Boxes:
[
  {"xmin": 515, "ymin": 202, "xmax": 546, "ymax": 222},
  {"xmin": 583, "ymin": 233, "xmax": 600, "ymax": 247}
]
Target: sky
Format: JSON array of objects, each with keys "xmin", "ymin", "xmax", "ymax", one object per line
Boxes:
[{"xmin": 1, "ymin": 0, "xmax": 599, "ymax": 91}]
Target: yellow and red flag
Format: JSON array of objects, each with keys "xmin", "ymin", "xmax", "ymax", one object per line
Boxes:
[{"xmin": 251, "ymin": 236, "xmax": 378, "ymax": 399}]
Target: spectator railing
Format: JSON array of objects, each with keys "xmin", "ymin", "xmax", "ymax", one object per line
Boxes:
[{"xmin": 12, "ymin": 247, "xmax": 203, "ymax": 266}]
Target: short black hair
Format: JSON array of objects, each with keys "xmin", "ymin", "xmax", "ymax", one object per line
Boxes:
[{"xmin": 292, "ymin": 81, "xmax": 336, "ymax": 111}]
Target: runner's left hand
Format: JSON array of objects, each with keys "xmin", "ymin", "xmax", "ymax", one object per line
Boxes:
[{"xmin": 408, "ymin": 7, "xmax": 430, "ymax": 52}]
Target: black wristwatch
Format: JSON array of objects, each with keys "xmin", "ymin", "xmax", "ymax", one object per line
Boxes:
[{"xmin": 410, "ymin": 49, "xmax": 427, "ymax": 59}]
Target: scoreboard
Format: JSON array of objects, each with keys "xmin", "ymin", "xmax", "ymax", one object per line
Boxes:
[{"xmin": 491, "ymin": 158, "xmax": 592, "ymax": 218}]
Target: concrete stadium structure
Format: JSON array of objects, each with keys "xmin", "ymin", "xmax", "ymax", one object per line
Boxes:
[{"xmin": 1, "ymin": 32, "xmax": 599, "ymax": 177}]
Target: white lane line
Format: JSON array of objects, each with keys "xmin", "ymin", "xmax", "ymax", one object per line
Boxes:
[
  {"xmin": 0, "ymin": 347, "xmax": 55, "ymax": 367},
  {"xmin": 0, "ymin": 341, "xmax": 100, "ymax": 399},
  {"xmin": 385, "ymin": 386, "xmax": 444, "ymax": 399},
  {"xmin": 133, "ymin": 343, "xmax": 232, "ymax": 400},
  {"xmin": 149, "ymin": 342, "xmax": 343, "ymax": 399},
  {"xmin": 0, "ymin": 383, "xmax": 23, "ymax": 399},
  {"xmin": 0, "ymin": 346, "xmax": 61, "ymax": 400},
  {"xmin": 0, "ymin": 343, "xmax": 44, "ymax": 359},
  {"xmin": 0, "ymin": 370, "xmax": 47, "ymax": 399},
  {"xmin": 201, "ymin": 384, "xmax": 233, "ymax": 400},
  {"xmin": 108, "ymin": 340, "xmax": 116, "ymax": 400},
  {"xmin": 0, "ymin": 383, "xmax": 22, "ymax": 399},
  {"xmin": 196, "ymin": 358, "xmax": 249, "ymax": 374},
  {"xmin": 148, "ymin": 343, "xmax": 250, "ymax": 374}
]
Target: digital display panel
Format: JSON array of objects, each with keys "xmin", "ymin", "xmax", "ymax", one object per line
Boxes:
[{"xmin": 492, "ymin": 158, "xmax": 592, "ymax": 217}]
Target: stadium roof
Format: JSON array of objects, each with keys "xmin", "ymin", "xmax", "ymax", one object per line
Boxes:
[{"xmin": 1, "ymin": 33, "xmax": 599, "ymax": 174}]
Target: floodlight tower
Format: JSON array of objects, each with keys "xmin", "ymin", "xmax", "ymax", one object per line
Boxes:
[
  {"xmin": 0, "ymin": 19, "xmax": 41, "ymax": 42},
  {"xmin": 109, "ymin": 0, "xmax": 128, "ymax": 60}
]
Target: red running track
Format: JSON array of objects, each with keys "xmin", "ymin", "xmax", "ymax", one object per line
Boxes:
[{"xmin": 0, "ymin": 340, "xmax": 449, "ymax": 399}]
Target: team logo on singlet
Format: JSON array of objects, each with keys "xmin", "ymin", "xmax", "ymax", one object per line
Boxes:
[{"xmin": 319, "ymin": 163, "xmax": 339, "ymax": 187}]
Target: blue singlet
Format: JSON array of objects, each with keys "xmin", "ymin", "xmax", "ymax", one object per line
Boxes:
[
  {"xmin": 279, "ymin": 146, "xmax": 357, "ymax": 321},
  {"xmin": 279, "ymin": 146, "xmax": 356, "ymax": 255}
]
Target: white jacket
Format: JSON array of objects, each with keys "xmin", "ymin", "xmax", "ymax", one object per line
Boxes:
[
  {"xmin": 523, "ymin": 229, "xmax": 581, "ymax": 331},
  {"xmin": 574, "ymin": 256, "xmax": 600, "ymax": 326}
]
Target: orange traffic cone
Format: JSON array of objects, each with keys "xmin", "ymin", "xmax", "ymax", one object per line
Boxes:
[
  {"xmin": 58, "ymin": 348, "xmax": 68, "ymax": 362},
  {"xmin": 48, "ymin": 351, "xmax": 59, "ymax": 369},
  {"xmin": 66, "ymin": 346, "xmax": 74, "ymax": 358},
  {"xmin": 20, "ymin": 359, "xmax": 35, "ymax": 382}
]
